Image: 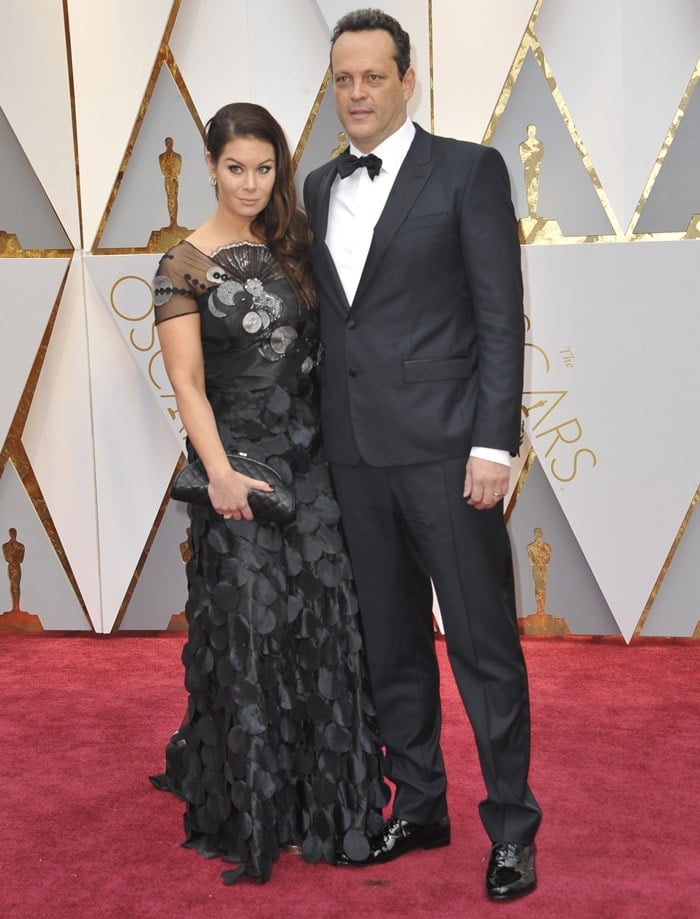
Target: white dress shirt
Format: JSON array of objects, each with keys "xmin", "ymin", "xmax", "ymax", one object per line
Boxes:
[
  {"xmin": 325, "ymin": 119, "xmax": 510, "ymax": 469},
  {"xmin": 326, "ymin": 119, "xmax": 416, "ymax": 305}
]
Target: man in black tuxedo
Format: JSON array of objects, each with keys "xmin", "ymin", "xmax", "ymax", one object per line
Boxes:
[{"xmin": 303, "ymin": 8, "xmax": 541, "ymax": 901}]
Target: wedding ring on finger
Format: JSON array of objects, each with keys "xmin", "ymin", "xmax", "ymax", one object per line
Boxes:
[{"xmin": 223, "ymin": 513, "xmax": 233, "ymax": 519}]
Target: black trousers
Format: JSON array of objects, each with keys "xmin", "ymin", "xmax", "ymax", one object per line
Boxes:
[{"xmin": 331, "ymin": 458, "xmax": 542, "ymax": 844}]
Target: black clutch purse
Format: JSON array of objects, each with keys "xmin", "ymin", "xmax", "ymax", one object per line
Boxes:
[{"xmin": 170, "ymin": 452, "xmax": 295, "ymax": 524}]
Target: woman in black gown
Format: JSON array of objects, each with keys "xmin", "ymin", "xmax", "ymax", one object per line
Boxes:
[{"xmin": 151, "ymin": 103, "xmax": 387, "ymax": 884}]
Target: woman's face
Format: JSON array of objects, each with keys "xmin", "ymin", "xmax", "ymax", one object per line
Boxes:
[{"xmin": 208, "ymin": 136, "xmax": 276, "ymax": 225}]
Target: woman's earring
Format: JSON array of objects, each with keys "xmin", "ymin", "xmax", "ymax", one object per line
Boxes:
[{"xmin": 209, "ymin": 176, "xmax": 217, "ymax": 186}]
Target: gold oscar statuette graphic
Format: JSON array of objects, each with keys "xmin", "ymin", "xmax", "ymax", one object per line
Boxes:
[
  {"xmin": 684, "ymin": 213, "xmax": 700, "ymax": 239},
  {"xmin": 167, "ymin": 527, "xmax": 191, "ymax": 632},
  {"xmin": 331, "ymin": 131, "xmax": 348, "ymax": 158},
  {"xmin": 147, "ymin": 137, "xmax": 194, "ymax": 252},
  {"xmin": 0, "ymin": 528, "xmax": 43, "ymax": 632},
  {"xmin": 517, "ymin": 125, "xmax": 562, "ymax": 244},
  {"xmin": 518, "ymin": 527, "xmax": 570, "ymax": 636},
  {"xmin": 161, "ymin": 136, "xmax": 181, "ymax": 226}
]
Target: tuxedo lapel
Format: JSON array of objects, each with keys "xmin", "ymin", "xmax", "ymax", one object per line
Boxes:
[
  {"xmin": 311, "ymin": 163, "xmax": 337, "ymax": 243},
  {"xmin": 319, "ymin": 244, "xmax": 352, "ymax": 313},
  {"xmin": 312, "ymin": 162, "xmax": 352, "ymax": 313},
  {"xmin": 353, "ymin": 128, "xmax": 433, "ymax": 308}
]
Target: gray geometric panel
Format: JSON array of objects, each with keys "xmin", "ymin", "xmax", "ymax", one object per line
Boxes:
[
  {"xmin": 97, "ymin": 67, "xmax": 211, "ymax": 250},
  {"xmin": 640, "ymin": 496, "xmax": 700, "ymax": 637},
  {"xmin": 0, "ymin": 107, "xmax": 71, "ymax": 250},
  {"xmin": 635, "ymin": 78, "xmax": 700, "ymax": 234},
  {"xmin": 0, "ymin": 461, "xmax": 89, "ymax": 630},
  {"xmin": 294, "ymin": 77, "xmax": 343, "ymax": 192},
  {"xmin": 119, "ymin": 497, "xmax": 190, "ymax": 631},
  {"xmin": 492, "ymin": 50, "xmax": 614, "ymax": 237},
  {"xmin": 509, "ymin": 457, "xmax": 620, "ymax": 636}
]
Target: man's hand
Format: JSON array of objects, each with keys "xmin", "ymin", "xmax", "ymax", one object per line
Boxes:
[{"xmin": 463, "ymin": 456, "xmax": 510, "ymax": 510}]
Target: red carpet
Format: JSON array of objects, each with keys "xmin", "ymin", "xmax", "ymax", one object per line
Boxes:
[{"xmin": 2, "ymin": 634, "xmax": 698, "ymax": 919}]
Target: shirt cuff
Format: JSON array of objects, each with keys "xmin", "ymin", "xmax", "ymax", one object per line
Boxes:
[{"xmin": 469, "ymin": 446, "xmax": 511, "ymax": 468}]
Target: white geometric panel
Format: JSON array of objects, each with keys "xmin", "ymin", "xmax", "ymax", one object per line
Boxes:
[
  {"xmin": 23, "ymin": 256, "xmax": 101, "ymax": 628},
  {"xmin": 433, "ymin": 0, "xmax": 535, "ymax": 142},
  {"xmin": 535, "ymin": 0, "xmax": 700, "ymax": 234},
  {"xmin": 170, "ymin": 0, "xmax": 247, "ymax": 128},
  {"xmin": 86, "ymin": 253, "xmax": 185, "ymax": 454},
  {"xmin": 0, "ymin": 258, "xmax": 69, "ymax": 451},
  {"xmin": 68, "ymin": 0, "xmax": 175, "ymax": 249},
  {"xmin": 0, "ymin": 460, "xmax": 89, "ymax": 631},
  {"xmin": 315, "ymin": 0, "xmax": 431, "ymax": 129},
  {"xmin": 247, "ymin": 0, "xmax": 334, "ymax": 146},
  {"xmin": 0, "ymin": 1, "xmax": 79, "ymax": 245},
  {"xmin": 523, "ymin": 240, "xmax": 700, "ymax": 641},
  {"xmin": 172, "ymin": 0, "xmax": 331, "ymax": 150},
  {"xmin": 84, "ymin": 256, "xmax": 183, "ymax": 632}
]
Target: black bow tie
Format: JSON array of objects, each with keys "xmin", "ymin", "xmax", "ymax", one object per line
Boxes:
[{"xmin": 336, "ymin": 148, "xmax": 383, "ymax": 180}]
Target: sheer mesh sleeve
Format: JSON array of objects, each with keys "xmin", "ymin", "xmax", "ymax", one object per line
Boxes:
[{"xmin": 152, "ymin": 242, "xmax": 204, "ymax": 324}]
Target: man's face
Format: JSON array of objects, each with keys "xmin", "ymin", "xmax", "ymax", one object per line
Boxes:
[{"xmin": 331, "ymin": 29, "xmax": 415, "ymax": 153}]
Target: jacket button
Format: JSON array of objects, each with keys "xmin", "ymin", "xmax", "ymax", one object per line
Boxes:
[
  {"xmin": 348, "ymin": 368, "xmax": 357, "ymax": 377},
  {"xmin": 347, "ymin": 319, "xmax": 356, "ymax": 329}
]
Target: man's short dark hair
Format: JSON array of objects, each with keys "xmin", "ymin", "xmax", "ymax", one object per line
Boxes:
[{"xmin": 331, "ymin": 8, "xmax": 411, "ymax": 79}]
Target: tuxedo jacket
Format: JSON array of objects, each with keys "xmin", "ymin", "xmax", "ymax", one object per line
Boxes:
[{"xmin": 303, "ymin": 124, "xmax": 525, "ymax": 467}]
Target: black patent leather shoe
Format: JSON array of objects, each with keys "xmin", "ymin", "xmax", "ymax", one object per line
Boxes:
[
  {"xmin": 486, "ymin": 841, "xmax": 536, "ymax": 900},
  {"xmin": 336, "ymin": 816, "xmax": 451, "ymax": 866}
]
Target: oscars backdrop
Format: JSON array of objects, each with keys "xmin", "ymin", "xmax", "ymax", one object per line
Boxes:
[{"xmin": 0, "ymin": 0, "xmax": 698, "ymax": 640}]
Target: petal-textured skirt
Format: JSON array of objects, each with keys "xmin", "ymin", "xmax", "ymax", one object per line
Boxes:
[{"xmin": 170, "ymin": 457, "xmax": 388, "ymax": 884}]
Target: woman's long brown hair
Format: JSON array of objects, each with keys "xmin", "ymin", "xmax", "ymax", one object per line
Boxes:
[{"xmin": 203, "ymin": 102, "xmax": 316, "ymax": 309}]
